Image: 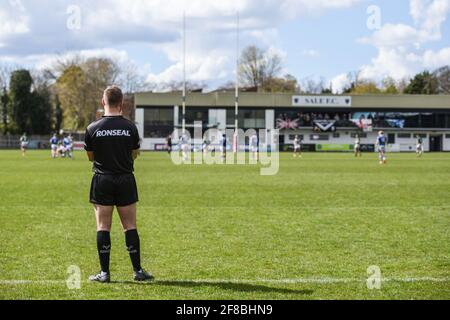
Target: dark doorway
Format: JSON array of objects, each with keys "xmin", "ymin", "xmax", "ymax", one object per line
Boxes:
[
  {"xmin": 388, "ymin": 133, "xmax": 396, "ymax": 144},
  {"xmin": 429, "ymin": 135, "xmax": 443, "ymax": 152}
]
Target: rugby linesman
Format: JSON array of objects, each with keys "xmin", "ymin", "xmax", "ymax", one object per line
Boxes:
[{"xmin": 84, "ymin": 85, "xmax": 153, "ymax": 283}]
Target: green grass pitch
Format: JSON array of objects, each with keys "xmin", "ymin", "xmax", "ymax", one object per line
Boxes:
[{"xmin": 0, "ymin": 150, "xmax": 449, "ymax": 300}]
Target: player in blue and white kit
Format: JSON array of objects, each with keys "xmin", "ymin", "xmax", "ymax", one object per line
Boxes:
[
  {"xmin": 50, "ymin": 134, "xmax": 59, "ymax": 158},
  {"xmin": 219, "ymin": 134, "xmax": 227, "ymax": 162},
  {"xmin": 63, "ymin": 134, "xmax": 74, "ymax": 159},
  {"xmin": 376, "ymin": 131, "xmax": 387, "ymax": 165}
]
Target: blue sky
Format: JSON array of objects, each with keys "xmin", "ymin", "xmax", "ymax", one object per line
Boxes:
[{"xmin": 0, "ymin": 0, "xmax": 449, "ymax": 92}]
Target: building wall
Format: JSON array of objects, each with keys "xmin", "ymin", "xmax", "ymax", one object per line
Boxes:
[
  {"xmin": 134, "ymin": 92, "xmax": 450, "ymax": 152},
  {"xmin": 136, "ymin": 105, "xmax": 450, "ymax": 152},
  {"xmin": 283, "ymin": 130, "xmax": 436, "ymax": 152}
]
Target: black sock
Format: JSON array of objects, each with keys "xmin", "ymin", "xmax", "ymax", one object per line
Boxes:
[
  {"xmin": 96, "ymin": 231, "xmax": 111, "ymax": 273},
  {"xmin": 125, "ymin": 229, "xmax": 142, "ymax": 272}
]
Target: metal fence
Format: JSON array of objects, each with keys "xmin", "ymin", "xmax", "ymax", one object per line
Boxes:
[{"xmin": 0, "ymin": 133, "xmax": 85, "ymax": 149}]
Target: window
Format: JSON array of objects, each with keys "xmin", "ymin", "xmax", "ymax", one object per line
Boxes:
[
  {"xmin": 208, "ymin": 109, "xmax": 227, "ymax": 128},
  {"xmin": 289, "ymin": 135, "xmax": 304, "ymax": 141},
  {"xmin": 144, "ymin": 108, "xmax": 174, "ymax": 138},
  {"xmin": 445, "ymin": 134, "xmax": 450, "ymax": 139},
  {"xmin": 333, "ymin": 133, "xmax": 340, "ymax": 138},
  {"xmin": 226, "ymin": 109, "xmax": 236, "ymax": 126},
  {"xmin": 238, "ymin": 109, "xmax": 265, "ymax": 129},
  {"xmin": 388, "ymin": 133, "xmax": 396, "ymax": 144},
  {"xmin": 420, "ymin": 113, "xmax": 434, "ymax": 128},
  {"xmin": 397, "ymin": 133, "xmax": 412, "ymax": 139},
  {"xmin": 350, "ymin": 133, "xmax": 367, "ymax": 138},
  {"xmin": 184, "ymin": 109, "xmax": 208, "ymax": 125}
]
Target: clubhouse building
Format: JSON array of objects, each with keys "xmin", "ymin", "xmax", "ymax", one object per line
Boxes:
[{"xmin": 134, "ymin": 92, "xmax": 450, "ymax": 152}]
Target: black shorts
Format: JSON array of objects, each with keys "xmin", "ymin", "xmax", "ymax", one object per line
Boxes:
[{"xmin": 90, "ymin": 173, "xmax": 139, "ymax": 207}]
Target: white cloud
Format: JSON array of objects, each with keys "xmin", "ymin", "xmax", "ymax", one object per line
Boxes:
[
  {"xmin": 358, "ymin": 0, "xmax": 450, "ymax": 82},
  {"xmin": 423, "ymin": 47, "xmax": 450, "ymax": 68},
  {"xmin": 279, "ymin": 0, "xmax": 360, "ymax": 19},
  {"xmin": 146, "ymin": 52, "xmax": 230, "ymax": 85},
  {"xmin": 358, "ymin": 23, "xmax": 424, "ymax": 48},
  {"xmin": 0, "ymin": 1, "xmax": 29, "ymax": 37},
  {"xmin": 0, "ymin": 0, "xmax": 362, "ymax": 86},
  {"xmin": 1, "ymin": 48, "xmax": 138, "ymax": 75},
  {"xmin": 331, "ymin": 73, "xmax": 350, "ymax": 93}
]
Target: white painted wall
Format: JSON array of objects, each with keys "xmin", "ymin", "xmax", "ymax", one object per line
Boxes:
[
  {"xmin": 266, "ymin": 109, "xmax": 275, "ymax": 130},
  {"xmin": 444, "ymin": 135, "xmax": 450, "ymax": 151},
  {"xmin": 135, "ymin": 108, "xmax": 144, "ymax": 139},
  {"xmin": 282, "ymin": 130, "xmax": 450, "ymax": 152}
]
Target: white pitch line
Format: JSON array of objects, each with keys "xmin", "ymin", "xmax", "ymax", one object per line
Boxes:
[
  {"xmin": 0, "ymin": 277, "xmax": 449, "ymax": 285},
  {"xmin": 1, "ymin": 205, "xmax": 450, "ymax": 210}
]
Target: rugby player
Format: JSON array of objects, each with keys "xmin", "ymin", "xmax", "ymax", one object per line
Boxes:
[
  {"xmin": 19, "ymin": 133, "xmax": 29, "ymax": 157},
  {"xmin": 416, "ymin": 135, "xmax": 423, "ymax": 157},
  {"xmin": 293, "ymin": 135, "xmax": 302, "ymax": 158},
  {"xmin": 354, "ymin": 134, "xmax": 362, "ymax": 158},
  {"xmin": 376, "ymin": 131, "xmax": 387, "ymax": 165},
  {"xmin": 220, "ymin": 134, "xmax": 227, "ymax": 161},
  {"xmin": 84, "ymin": 85, "xmax": 153, "ymax": 283},
  {"xmin": 63, "ymin": 134, "xmax": 74, "ymax": 159},
  {"xmin": 203, "ymin": 138, "xmax": 211, "ymax": 156},
  {"xmin": 180, "ymin": 133, "xmax": 189, "ymax": 162},
  {"xmin": 166, "ymin": 135, "xmax": 172, "ymax": 155},
  {"xmin": 249, "ymin": 133, "xmax": 258, "ymax": 161},
  {"xmin": 57, "ymin": 141, "xmax": 66, "ymax": 157},
  {"xmin": 50, "ymin": 134, "xmax": 59, "ymax": 158}
]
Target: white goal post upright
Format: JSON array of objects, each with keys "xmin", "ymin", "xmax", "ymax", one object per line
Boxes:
[
  {"xmin": 233, "ymin": 11, "xmax": 240, "ymax": 153},
  {"xmin": 182, "ymin": 11, "xmax": 187, "ymax": 134}
]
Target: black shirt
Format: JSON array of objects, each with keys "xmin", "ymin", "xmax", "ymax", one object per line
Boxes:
[{"xmin": 84, "ymin": 116, "xmax": 140, "ymax": 175}]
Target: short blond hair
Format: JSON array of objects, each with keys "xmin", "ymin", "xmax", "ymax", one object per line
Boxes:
[{"xmin": 104, "ymin": 85, "xmax": 123, "ymax": 107}]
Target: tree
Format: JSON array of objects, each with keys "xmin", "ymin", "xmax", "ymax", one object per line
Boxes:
[
  {"xmin": 30, "ymin": 86, "xmax": 53, "ymax": 134},
  {"xmin": 382, "ymin": 77, "xmax": 399, "ymax": 94},
  {"xmin": 404, "ymin": 71, "xmax": 438, "ymax": 94},
  {"xmin": 0, "ymin": 65, "xmax": 12, "ymax": 133},
  {"xmin": 433, "ymin": 66, "xmax": 450, "ymax": 94},
  {"xmin": 350, "ymin": 80, "xmax": 381, "ymax": 94},
  {"xmin": 55, "ymin": 57, "xmax": 133, "ymax": 130},
  {"xmin": 1, "ymin": 86, "xmax": 8, "ymax": 134},
  {"xmin": 9, "ymin": 70, "xmax": 34, "ymax": 133},
  {"xmin": 56, "ymin": 64, "xmax": 88, "ymax": 130},
  {"xmin": 9, "ymin": 69, "xmax": 54, "ymax": 134},
  {"xmin": 118, "ymin": 62, "xmax": 149, "ymax": 94},
  {"xmin": 54, "ymin": 95, "xmax": 63, "ymax": 133},
  {"xmin": 299, "ymin": 77, "xmax": 327, "ymax": 94},
  {"xmin": 152, "ymin": 80, "xmax": 207, "ymax": 92},
  {"xmin": 239, "ymin": 45, "xmax": 282, "ymax": 91},
  {"xmin": 0, "ymin": 64, "xmax": 15, "ymax": 89},
  {"xmin": 83, "ymin": 58, "xmax": 121, "ymax": 123},
  {"xmin": 262, "ymin": 74, "xmax": 297, "ymax": 93}
]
